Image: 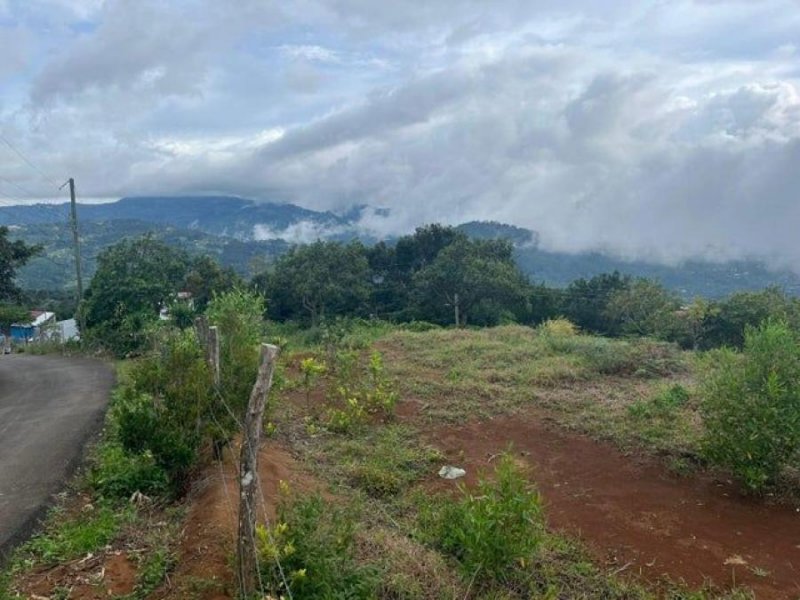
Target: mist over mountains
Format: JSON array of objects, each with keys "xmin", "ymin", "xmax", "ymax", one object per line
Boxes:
[{"xmin": 4, "ymin": 196, "xmax": 799, "ymax": 298}]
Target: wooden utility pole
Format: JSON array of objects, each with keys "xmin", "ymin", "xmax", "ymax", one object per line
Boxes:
[
  {"xmin": 68, "ymin": 178, "xmax": 83, "ymax": 300},
  {"xmin": 453, "ymin": 292, "xmax": 460, "ymax": 327},
  {"xmin": 237, "ymin": 343, "xmax": 280, "ymax": 598}
]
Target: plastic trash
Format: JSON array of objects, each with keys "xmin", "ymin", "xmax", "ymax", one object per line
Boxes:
[{"xmin": 438, "ymin": 465, "xmax": 466, "ymax": 480}]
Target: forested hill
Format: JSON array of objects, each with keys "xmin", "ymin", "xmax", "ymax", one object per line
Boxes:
[
  {"xmin": 5, "ymin": 197, "xmax": 800, "ymax": 298},
  {"xmin": 0, "ymin": 196, "xmax": 347, "ymax": 239}
]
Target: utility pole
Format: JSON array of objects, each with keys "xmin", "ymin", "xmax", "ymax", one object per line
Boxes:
[{"xmin": 67, "ymin": 178, "xmax": 85, "ymax": 331}]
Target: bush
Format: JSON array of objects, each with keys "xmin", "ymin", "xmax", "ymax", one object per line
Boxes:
[
  {"xmin": 88, "ymin": 443, "xmax": 168, "ymax": 499},
  {"xmin": 112, "ymin": 329, "xmax": 212, "ymax": 494},
  {"xmin": 431, "ymin": 454, "xmax": 543, "ymax": 587},
  {"xmin": 536, "ymin": 317, "xmax": 578, "ymax": 337},
  {"xmin": 258, "ymin": 492, "xmax": 379, "ymax": 599},
  {"xmin": 701, "ymin": 320, "xmax": 800, "ymax": 491},
  {"xmin": 207, "ymin": 289, "xmax": 265, "ymax": 426}
]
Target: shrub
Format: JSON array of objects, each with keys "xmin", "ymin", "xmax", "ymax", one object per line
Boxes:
[
  {"xmin": 114, "ymin": 388, "xmax": 199, "ymax": 494},
  {"xmin": 258, "ymin": 492, "xmax": 379, "ymax": 599},
  {"xmin": 207, "ymin": 288, "xmax": 265, "ymax": 423},
  {"xmin": 88, "ymin": 443, "xmax": 169, "ymax": 499},
  {"xmin": 431, "ymin": 454, "xmax": 543, "ymax": 587},
  {"xmin": 701, "ymin": 320, "xmax": 800, "ymax": 491},
  {"xmin": 536, "ymin": 317, "xmax": 578, "ymax": 337},
  {"xmin": 113, "ymin": 329, "xmax": 212, "ymax": 494},
  {"xmin": 326, "ymin": 350, "xmax": 398, "ymax": 433}
]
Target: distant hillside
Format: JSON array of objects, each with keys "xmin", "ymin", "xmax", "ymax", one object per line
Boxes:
[
  {"xmin": 13, "ymin": 220, "xmax": 290, "ymax": 291},
  {"xmin": 0, "ymin": 196, "xmax": 348, "ymax": 240},
  {"xmin": 6, "ymin": 196, "xmax": 800, "ymax": 298}
]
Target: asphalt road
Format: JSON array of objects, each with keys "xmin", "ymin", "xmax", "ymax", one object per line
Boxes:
[{"xmin": 0, "ymin": 354, "xmax": 114, "ymax": 557}]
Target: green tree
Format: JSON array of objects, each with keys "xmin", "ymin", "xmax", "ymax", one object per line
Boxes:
[
  {"xmin": 183, "ymin": 255, "xmax": 242, "ymax": 312},
  {"xmin": 0, "ymin": 226, "xmax": 41, "ymax": 301},
  {"xmin": 0, "ymin": 304, "xmax": 30, "ymax": 336},
  {"xmin": 701, "ymin": 320, "xmax": 800, "ymax": 491},
  {"xmin": 561, "ymin": 272, "xmax": 631, "ymax": 335},
  {"xmin": 82, "ymin": 236, "xmax": 190, "ymax": 354},
  {"xmin": 263, "ymin": 241, "xmax": 370, "ymax": 324},
  {"xmin": 704, "ymin": 288, "xmax": 799, "ymax": 349},
  {"xmin": 412, "ymin": 238, "xmax": 531, "ymax": 326},
  {"xmin": 604, "ymin": 278, "xmax": 681, "ymax": 338}
]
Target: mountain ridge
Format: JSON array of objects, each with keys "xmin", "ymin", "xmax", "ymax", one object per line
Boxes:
[{"xmin": 4, "ymin": 196, "xmax": 799, "ymax": 298}]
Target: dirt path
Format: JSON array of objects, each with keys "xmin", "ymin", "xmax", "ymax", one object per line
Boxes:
[{"xmin": 423, "ymin": 410, "xmax": 800, "ymax": 599}]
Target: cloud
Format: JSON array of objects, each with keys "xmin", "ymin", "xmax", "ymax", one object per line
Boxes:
[{"xmin": 2, "ymin": 0, "xmax": 800, "ymax": 271}]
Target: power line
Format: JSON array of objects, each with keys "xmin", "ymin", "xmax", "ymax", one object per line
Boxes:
[
  {"xmin": 0, "ymin": 131, "xmax": 60, "ymax": 188},
  {"xmin": 0, "ymin": 174, "xmax": 39, "ymax": 200}
]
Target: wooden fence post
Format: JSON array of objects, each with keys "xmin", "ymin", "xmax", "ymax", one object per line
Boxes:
[
  {"xmin": 208, "ymin": 325, "xmax": 221, "ymax": 389},
  {"xmin": 237, "ymin": 343, "xmax": 280, "ymax": 599}
]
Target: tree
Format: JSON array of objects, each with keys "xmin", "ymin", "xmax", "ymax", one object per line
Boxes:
[
  {"xmin": 560, "ymin": 272, "xmax": 631, "ymax": 335},
  {"xmin": 0, "ymin": 226, "xmax": 41, "ymax": 302},
  {"xmin": 0, "ymin": 304, "xmax": 30, "ymax": 336},
  {"xmin": 604, "ymin": 278, "xmax": 681, "ymax": 338},
  {"xmin": 263, "ymin": 241, "xmax": 371, "ymax": 325},
  {"xmin": 183, "ymin": 255, "xmax": 242, "ymax": 312},
  {"xmin": 703, "ymin": 288, "xmax": 800, "ymax": 349},
  {"xmin": 82, "ymin": 236, "xmax": 190, "ymax": 354},
  {"xmin": 412, "ymin": 238, "xmax": 531, "ymax": 326},
  {"xmin": 367, "ymin": 225, "xmax": 467, "ymax": 320}
]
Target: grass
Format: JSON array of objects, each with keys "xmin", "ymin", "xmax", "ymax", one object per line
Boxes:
[
  {"xmin": 378, "ymin": 325, "xmax": 703, "ymax": 460},
  {"xmin": 265, "ymin": 323, "xmax": 752, "ymax": 599}
]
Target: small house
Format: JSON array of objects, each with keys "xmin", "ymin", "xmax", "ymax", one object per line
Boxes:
[{"xmin": 10, "ymin": 311, "xmax": 56, "ymax": 342}]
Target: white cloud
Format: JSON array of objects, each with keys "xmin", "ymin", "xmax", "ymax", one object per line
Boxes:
[{"xmin": 2, "ymin": 0, "xmax": 800, "ymax": 269}]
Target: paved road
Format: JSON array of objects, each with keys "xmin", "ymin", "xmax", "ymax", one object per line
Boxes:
[{"xmin": 0, "ymin": 354, "xmax": 114, "ymax": 556}]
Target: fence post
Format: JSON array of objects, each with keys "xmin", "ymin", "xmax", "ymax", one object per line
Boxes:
[
  {"xmin": 237, "ymin": 343, "xmax": 280, "ymax": 599},
  {"xmin": 208, "ymin": 325, "xmax": 221, "ymax": 389}
]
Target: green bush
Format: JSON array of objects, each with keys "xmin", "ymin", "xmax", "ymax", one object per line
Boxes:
[
  {"xmin": 207, "ymin": 289, "xmax": 265, "ymax": 426},
  {"xmin": 112, "ymin": 329, "xmax": 212, "ymax": 494},
  {"xmin": 114, "ymin": 388, "xmax": 199, "ymax": 494},
  {"xmin": 701, "ymin": 320, "xmax": 800, "ymax": 491},
  {"xmin": 88, "ymin": 443, "xmax": 169, "ymax": 499},
  {"xmin": 258, "ymin": 493, "xmax": 379, "ymax": 599},
  {"xmin": 431, "ymin": 454, "xmax": 543, "ymax": 587}
]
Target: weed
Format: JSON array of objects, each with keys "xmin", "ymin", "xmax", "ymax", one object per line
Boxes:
[
  {"xmin": 23, "ymin": 504, "xmax": 134, "ymax": 564},
  {"xmin": 299, "ymin": 356, "xmax": 326, "ymax": 411},
  {"xmin": 427, "ymin": 454, "xmax": 544, "ymax": 589},
  {"xmin": 258, "ymin": 493, "xmax": 379, "ymax": 599}
]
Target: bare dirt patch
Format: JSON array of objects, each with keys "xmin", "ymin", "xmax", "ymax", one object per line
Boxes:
[{"xmin": 423, "ymin": 411, "xmax": 800, "ymax": 599}]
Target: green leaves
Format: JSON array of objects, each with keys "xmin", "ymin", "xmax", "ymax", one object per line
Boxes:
[{"xmin": 701, "ymin": 320, "xmax": 800, "ymax": 491}]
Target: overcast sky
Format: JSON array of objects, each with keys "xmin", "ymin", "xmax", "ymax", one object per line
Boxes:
[{"xmin": 1, "ymin": 0, "xmax": 800, "ymax": 266}]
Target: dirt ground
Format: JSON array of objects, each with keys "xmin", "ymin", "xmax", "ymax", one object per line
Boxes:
[
  {"xmin": 418, "ymin": 404, "xmax": 800, "ymax": 599},
  {"xmin": 151, "ymin": 440, "xmax": 317, "ymax": 600}
]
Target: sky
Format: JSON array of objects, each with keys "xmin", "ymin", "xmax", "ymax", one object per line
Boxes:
[{"xmin": 1, "ymin": 0, "xmax": 800, "ymax": 267}]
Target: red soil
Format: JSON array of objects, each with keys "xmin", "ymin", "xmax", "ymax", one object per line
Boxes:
[
  {"xmin": 424, "ymin": 411, "xmax": 800, "ymax": 599},
  {"xmin": 151, "ymin": 440, "xmax": 317, "ymax": 600}
]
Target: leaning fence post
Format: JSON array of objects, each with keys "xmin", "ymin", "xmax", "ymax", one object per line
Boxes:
[{"xmin": 237, "ymin": 343, "xmax": 280, "ymax": 599}]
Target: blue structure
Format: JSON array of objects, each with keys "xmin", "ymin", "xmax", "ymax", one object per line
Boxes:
[{"xmin": 10, "ymin": 311, "xmax": 56, "ymax": 342}]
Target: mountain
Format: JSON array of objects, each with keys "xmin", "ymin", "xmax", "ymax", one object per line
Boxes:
[
  {"xmin": 0, "ymin": 196, "xmax": 348, "ymax": 240},
  {"xmin": 5, "ymin": 196, "xmax": 800, "ymax": 298}
]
